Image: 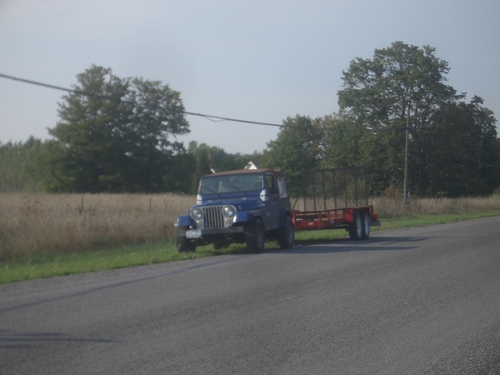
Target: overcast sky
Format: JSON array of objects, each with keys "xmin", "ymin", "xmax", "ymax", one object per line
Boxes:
[{"xmin": 1, "ymin": 0, "xmax": 499, "ymax": 154}]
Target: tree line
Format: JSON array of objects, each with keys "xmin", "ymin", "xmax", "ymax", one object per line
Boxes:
[
  {"xmin": 262, "ymin": 42, "xmax": 500, "ymax": 197},
  {"xmin": 0, "ymin": 136, "xmax": 255, "ymax": 195},
  {"xmin": 1, "ymin": 42, "xmax": 499, "ymax": 197}
]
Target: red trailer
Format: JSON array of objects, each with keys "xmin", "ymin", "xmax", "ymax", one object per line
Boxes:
[{"xmin": 292, "ymin": 167, "xmax": 380, "ymax": 240}]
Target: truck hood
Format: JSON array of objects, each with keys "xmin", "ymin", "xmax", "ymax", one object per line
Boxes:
[{"xmin": 194, "ymin": 193, "xmax": 265, "ymax": 211}]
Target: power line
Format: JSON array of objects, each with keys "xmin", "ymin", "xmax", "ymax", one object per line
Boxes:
[
  {"xmin": 0, "ymin": 72, "xmax": 90, "ymax": 96},
  {"xmin": 2, "ymin": 72, "xmax": 499, "ymax": 168},
  {"xmin": 183, "ymin": 111, "xmax": 282, "ymax": 127},
  {"xmin": 0, "ymin": 72, "xmax": 283, "ymax": 128},
  {"xmin": 0, "ymin": 72, "xmax": 407, "ymax": 131}
]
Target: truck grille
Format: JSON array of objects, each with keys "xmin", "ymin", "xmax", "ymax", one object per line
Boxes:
[{"xmin": 202, "ymin": 206, "xmax": 225, "ymax": 229}]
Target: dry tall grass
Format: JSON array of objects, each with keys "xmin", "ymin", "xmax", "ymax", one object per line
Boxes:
[
  {"xmin": 371, "ymin": 195, "xmax": 500, "ymax": 218},
  {"xmin": 2, "ymin": 193, "xmax": 500, "ymax": 263},
  {"xmin": 0, "ymin": 193, "xmax": 194, "ymax": 262}
]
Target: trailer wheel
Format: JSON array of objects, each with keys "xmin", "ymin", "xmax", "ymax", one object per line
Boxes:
[
  {"xmin": 361, "ymin": 212, "xmax": 370, "ymax": 240},
  {"xmin": 348, "ymin": 212, "xmax": 363, "ymax": 240},
  {"xmin": 245, "ymin": 219, "xmax": 265, "ymax": 253},
  {"xmin": 277, "ymin": 216, "xmax": 295, "ymax": 249}
]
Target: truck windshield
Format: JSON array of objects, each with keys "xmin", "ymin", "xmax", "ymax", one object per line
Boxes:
[{"xmin": 200, "ymin": 174, "xmax": 263, "ymax": 194}]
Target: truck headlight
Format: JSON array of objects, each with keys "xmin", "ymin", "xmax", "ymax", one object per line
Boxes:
[
  {"xmin": 222, "ymin": 205, "xmax": 236, "ymax": 218},
  {"xmin": 191, "ymin": 208, "xmax": 204, "ymax": 220},
  {"xmin": 223, "ymin": 205, "xmax": 236, "ymax": 226}
]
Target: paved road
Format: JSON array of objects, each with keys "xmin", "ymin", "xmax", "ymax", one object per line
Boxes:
[{"xmin": 2, "ymin": 217, "xmax": 500, "ymax": 374}]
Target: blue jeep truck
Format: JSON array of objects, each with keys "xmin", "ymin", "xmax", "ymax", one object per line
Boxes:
[{"xmin": 175, "ymin": 169, "xmax": 295, "ymax": 253}]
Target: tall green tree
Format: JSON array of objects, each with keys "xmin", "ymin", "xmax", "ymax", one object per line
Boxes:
[
  {"xmin": 261, "ymin": 115, "xmax": 323, "ymax": 195},
  {"xmin": 338, "ymin": 41, "xmax": 457, "ymax": 130},
  {"xmin": 319, "ymin": 113, "xmax": 364, "ymax": 168},
  {"xmin": 119, "ymin": 77, "xmax": 190, "ymax": 192},
  {"xmin": 427, "ymin": 96, "xmax": 500, "ymax": 196},
  {"xmin": 49, "ymin": 66, "xmax": 128, "ymax": 192},
  {"xmin": 49, "ymin": 65, "xmax": 189, "ymax": 193},
  {"xmin": 336, "ymin": 41, "xmax": 499, "ymax": 196}
]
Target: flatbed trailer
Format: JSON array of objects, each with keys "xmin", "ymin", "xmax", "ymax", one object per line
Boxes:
[{"xmin": 291, "ymin": 167, "xmax": 380, "ymax": 240}]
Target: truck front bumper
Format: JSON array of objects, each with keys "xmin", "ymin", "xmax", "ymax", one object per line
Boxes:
[{"xmin": 178, "ymin": 226, "xmax": 245, "ymax": 239}]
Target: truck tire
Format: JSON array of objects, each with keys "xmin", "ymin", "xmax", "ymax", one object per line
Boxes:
[
  {"xmin": 361, "ymin": 211, "xmax": 370, "ymax": 240},
  {"xmin": 176, "ymin": 229, "xmax": 196, "ymax": 253},
  {"xmin": 348, "ymin": 212, "xmax": 363, "ymax": 240},
  {"xmin": 245, "ymin": 219, "xmax": 265, "ymax": 253},
  {"xmin": 277, "ymin": 216, "xmax": 295, "ymax": 249}
]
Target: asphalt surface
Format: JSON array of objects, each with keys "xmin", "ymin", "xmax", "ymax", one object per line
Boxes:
[{"xmin": 1, "ymin": 217, "xmax": 500, "ymax": 374}]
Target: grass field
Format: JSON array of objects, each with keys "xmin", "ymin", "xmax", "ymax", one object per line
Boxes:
[
  {"xmin": 1, "ymin": 193, "xmax": 500, "ymax": 284},
  {"xmin": 0, "ymin": 193, "xmax": 194, "ymax": 262}
]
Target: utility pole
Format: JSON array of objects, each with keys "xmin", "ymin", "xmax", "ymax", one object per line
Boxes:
[{"xmin": 404, "ymin": 104, "xmax": 410, "ymax": 205}]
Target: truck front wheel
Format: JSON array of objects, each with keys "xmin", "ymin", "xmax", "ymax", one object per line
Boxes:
[
  {"xmin": 176, "ymin": 229, "xmax": 196, "ymax": 253},
  {"xmin": 245, "ymin": 219, "xmax": 265, "ymax": 253}
]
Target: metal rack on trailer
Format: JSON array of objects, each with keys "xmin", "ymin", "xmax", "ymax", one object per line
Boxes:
[{"xmin": 292, "ymin": 167, "xmax": 380, "ymax": 240}]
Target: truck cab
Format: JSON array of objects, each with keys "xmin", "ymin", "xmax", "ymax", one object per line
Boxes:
[{"xmin": 175, "ymin": 169, "xmax": 294, "ymax": 253}]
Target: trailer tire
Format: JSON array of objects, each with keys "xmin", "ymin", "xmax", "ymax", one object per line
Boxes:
[
  {"xmin": 245, "ymin": 219, "xmax": 265, "ymax": 253},
  {"xmin": 361, "ymin": 212, "xmax": 370, "ymax": 240},
  {"xmin": 348, "ymin": 212, "xmax": 363, "ymax": 240},
  {"xmin": 277, "ymin": 216, "xmax": 295, "ymax": 249}
]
